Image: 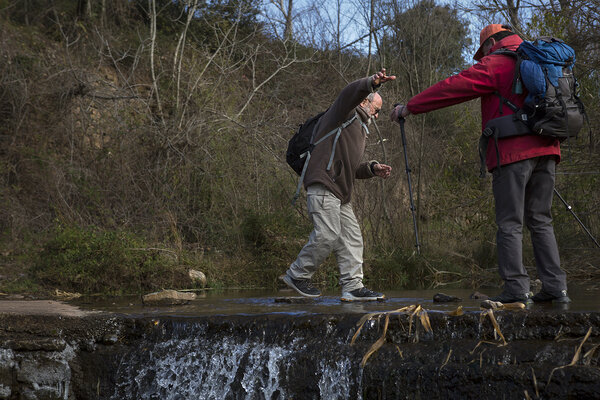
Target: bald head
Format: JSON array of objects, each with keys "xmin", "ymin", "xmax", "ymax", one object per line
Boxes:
[{"xmin": 360, "ymin": 93, "xmax": 382, "ymax": 120}]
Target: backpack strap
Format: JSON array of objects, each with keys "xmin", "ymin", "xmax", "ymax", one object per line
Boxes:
[
  {"xmin": 325, "ymin": 113, "xmax": 358, "ymax": 171},
  {"xmin": 359, "ymin": 119, "xmax": 369, "ymax": 135},
  {"xmin": 493, "ymin": 91, "xmax": 520, "ymax": 114},
  {"xmin": 292, "ymin": 150, "xmax": 312, "ymax": 205},
  {"xmin": 491, "ymin": 49, "xmax": 523, "ymax": 95}
]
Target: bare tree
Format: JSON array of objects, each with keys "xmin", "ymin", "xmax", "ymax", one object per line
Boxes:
[
  {"xmin": 262, "ymin": 0, "xmax": 296, "ymax": 40},
  {"xmin": 148, "ymin": 0, "xmax": 165, "ymax": 126}
]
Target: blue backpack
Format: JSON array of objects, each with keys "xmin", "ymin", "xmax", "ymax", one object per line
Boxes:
[
  {"xmin": 479, "ymin": 37, "xmax": 586, "ymax": 176},
  {"xmin": 516, "ymin": 37, "xmax": 585, "ymax": 137}
]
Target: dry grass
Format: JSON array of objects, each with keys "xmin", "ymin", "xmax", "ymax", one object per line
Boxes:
[
  {"xmin": 547, "ymin": 327, "xmax": 593, "ymax": 385},
  {"xmin": 351, "ymin": 305, "xmax": 433, "ymax": 367},
  {"xmin": 351, "ymin": 304, "xmax": 534, "ymax": 368}
]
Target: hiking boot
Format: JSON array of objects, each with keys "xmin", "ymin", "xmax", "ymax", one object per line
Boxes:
[
  {"xmin": 489, "ymin": 291, "xmax": 533, "ymax": 305},
  {"xmin": 341, "ymin": 287, "xmax": 385, "ymax": 302},
  {"xmin": 532, "ymin": 289, "xmax": 571, "ymax": 304},
  {"xmin": 282, "ymin": 275, "xmax": 321, "ymax": 298}
]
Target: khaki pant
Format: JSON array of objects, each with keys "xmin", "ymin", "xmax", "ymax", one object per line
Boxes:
[{"xmin": 286, "ymin": 184, "xmax": 364, "ymax": 292}]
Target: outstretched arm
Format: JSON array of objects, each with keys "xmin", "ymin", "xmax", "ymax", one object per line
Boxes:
[{"xmin": 321, "ymin": 69, "xmax": 397, "ymax": 133}]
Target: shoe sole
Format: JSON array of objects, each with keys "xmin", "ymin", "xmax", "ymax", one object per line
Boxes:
[{"xmin": 282, "ymin": 275, "xmax": 321, "ymax": 298}]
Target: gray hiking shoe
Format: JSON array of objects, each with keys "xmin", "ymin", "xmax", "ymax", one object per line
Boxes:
[
  {"xmin": 489, "ymin": 291, "xmax": 533, "ymax": 305},
  {"xmin": 532, "ymin": 289, "xmax": 571, "ymax": 303},
  {"xmin": 282, "ymin": 275, "xmax": 321, "ymax": 298},
  {"xmin": 341, "ymin": 287, "xmax": 385, "ymax": 302}
]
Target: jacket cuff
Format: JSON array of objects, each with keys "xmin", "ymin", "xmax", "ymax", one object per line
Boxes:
[
  {"xmin": 368, "ymin": 160, "xmax": 379, "ymax": 176},
  {"xmin": 368, "ymin": 76, "xmax": 380, "ymax": 92}
]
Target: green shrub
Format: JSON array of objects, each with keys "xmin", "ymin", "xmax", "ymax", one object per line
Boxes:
[
  {"xmin": 367, "ymin": 247, "xmax": 469, "ymax": 289},
  {"xmin": 33, "ymin": 225, "xmax": 187, "ymax": 294}
]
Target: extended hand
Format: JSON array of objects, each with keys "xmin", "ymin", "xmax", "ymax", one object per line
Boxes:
[
  {"xmin": 372, "ymin": 68, "xmax": 396, "ymax": 86},
  {"xmin": 373, "ymin": 163, "xmax": 392, "ymax": 179},
  {"xmin": 390, "ymin": 104, "xmax": 410, "ymax": 124}
]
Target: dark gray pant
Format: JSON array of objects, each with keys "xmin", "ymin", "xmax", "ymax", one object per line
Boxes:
[{"xmin": 492, "ymin": 156, "xmax": 566, "ymax": 296}]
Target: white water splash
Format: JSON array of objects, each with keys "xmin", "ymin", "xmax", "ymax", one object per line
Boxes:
[
  {"xmin": 318, "ymin": 357, "xmax": 361, "ymax": 400},
  {"xmin": 114, "ymin": 336, "xmax": 294, "ymax": 399}
]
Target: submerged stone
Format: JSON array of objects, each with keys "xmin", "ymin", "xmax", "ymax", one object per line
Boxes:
[
  {"xmin": 470, "ymin": 291, "xmax": 490, "ymax": 299},
  {"xmin": 142, "ymin": 289, "xmax": 196, "ymax": 305},
  {"xmin": 273, "ymin": 297, "xmax": 318, "ymax": 304},
  {"xmin": 433, "ymin": 293, "xmax": 462, "ymax": 302}
]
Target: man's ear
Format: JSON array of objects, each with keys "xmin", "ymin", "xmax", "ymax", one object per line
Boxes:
[{"xmin": 488, "ymin": 38, "xmax": 497, "ymax": 51}]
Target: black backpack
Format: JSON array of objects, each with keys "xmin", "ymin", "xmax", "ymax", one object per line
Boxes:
[{"xmin": 286, "ymin": 111, "xmax": 326, "ymax": 176}]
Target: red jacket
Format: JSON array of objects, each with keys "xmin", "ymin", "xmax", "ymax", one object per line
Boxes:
[{"xmin": 406, "ymin": 35, "xmax": 560, "ymax": 171}]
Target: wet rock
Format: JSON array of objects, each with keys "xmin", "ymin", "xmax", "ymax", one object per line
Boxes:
[
  {"xmin": 0, "ymin": 385, "xmax": 10, "ymax": 399},
  {"xmin": 3, "ymin": 294, "xmax": 24, "ymax": 300},
  {"xmin": 2, "ymin": 338, "xmax": 66, "ymax": 352},
  {"xmin": 0, "ymin": 351, "xmax": 13, "ymax": 399},
  {"xmin": 100, "ymin": 334, "xmax": 119, "ymax": 345},
  {"xmin": 80, "ymin": 340, "xmax": 96, "ymax": 352},
  {"xmin": 188, "ymin": 269, "xmax": 207, "ymax": 287},
  {"xmin": 16, "ymin": 352, "xmax": 72, "ymax": 400},
  {"xmin": 470, "ymin": 291, "xmax": 489, "ymax": 300},
  {"xmin": 274, "ymin": 297, "xmax": 315, "ymax": 304},
  {"xmin": 142, "ymin": 289, "xmax": 196, "ymax": 306},
  {"xmin": 433, "ymin": 293, "xmax": 461, "ymax": 302}
]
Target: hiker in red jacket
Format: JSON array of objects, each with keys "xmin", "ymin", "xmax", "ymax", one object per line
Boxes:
[{"xmin": 390, "ymin": 24, "xmax": 570, "ymax": 304}]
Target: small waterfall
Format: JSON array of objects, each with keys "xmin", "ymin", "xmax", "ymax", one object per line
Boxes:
[{"xmin": 111, "ymin": 318, "xmax": 363, "ymax": 399}]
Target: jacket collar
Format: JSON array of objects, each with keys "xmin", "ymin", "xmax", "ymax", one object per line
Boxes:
[
  {"xmin": 489, "ymin": 34, "xmax": 523, "ymax": 54},
  {"xmin": 356, "ymin": 104, "xmax": 370, "ymax": 122}
]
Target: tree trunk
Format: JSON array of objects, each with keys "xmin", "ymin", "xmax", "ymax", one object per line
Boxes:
[
  {"xmin": 283, "ymin": 0, "xmax": 293, "ymax": 40},
  {"xmin": 101, "ymin": 0, "xmax": 106, "ymax": 27},
  {"xmin": 504, "ymin": 0, "xmax": 521, "ymax": 33},
  {"xmin": 366, "ymin": 0, "xmax": 374, "ymax": 75}
]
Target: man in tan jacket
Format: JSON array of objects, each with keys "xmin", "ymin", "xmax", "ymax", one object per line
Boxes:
[{"xmin": 283, "ymin": 69, "xmax": 395, "ymax": 301}]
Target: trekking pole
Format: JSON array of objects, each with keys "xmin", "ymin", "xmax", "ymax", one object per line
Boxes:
[
  {"xmin": 397, "ymin": 115, "xmax": 421, "ymax": 254},
  {"xmin": 553, "ymin": 188, "xmax": 600, "ymax": 249}
]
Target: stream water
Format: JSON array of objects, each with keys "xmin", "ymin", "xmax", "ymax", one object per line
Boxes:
[{"xmin": 74, "ymin": 284, "xmax": 600, "ymax": 316}]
